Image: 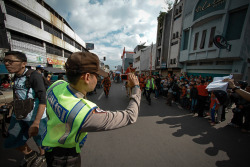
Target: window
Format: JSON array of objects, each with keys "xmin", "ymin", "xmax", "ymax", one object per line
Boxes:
[
  {"xmin": 173, "ymin": 58, "xmax": 176, "ymax": 64},
  {"xmin": 75, "ymin": 42, "xmax": 82, "ymax": 50},
  {"xmin": 5, "ymin": 4, "xmax": 41, "ymax": 28},
  {"xmin": 226, "ymin": 8, "xmax": 247, "ymax": 40},
  {"xmin": 170, "ymin": 59, "xmax": 173, "ymax": 64},
  {"xmin": 175, "ymin": 9, "xmax": 178, "ymax": 15},
  {"xmin": 200, "ymin": 62, "xmax": 213, "ymax": 66},
  {"xmin": 208, "ymin": 27, "xmax": 216, "ymax": 47},
  {"xmin": 10, "ymin": 30, "xmax": 43, "ymax": 47},
  {"xmin": 216, "ymin": 61, "xmax": 233, "ymax": 65},
  {"xmin": 179, "ymin": 5, "xmax": 182, "ymax": 13},
  {"xmin": 193, "ymin": 32, "xmax": 199, "ymax": 50},
  {"xmin": 44, "ymin": 22, "xmax": 61, "ymax": 39},
  {"xmin": 46, "ymin": 43, "xmax": 62, "ymax": 56},
  {"xmin": 63, "ymin": 34, "xmax": 74, "ymax": 46},
  {"xmin": 187, "ymin": 63, "xmax": 197, "ymax": 66},
  {"xmin": 64, "ymin": 50, "xmax": 72, "ymax": 58},
  {"xmin": 200, "ymin": 30, "xmax": 207, "ymax": 49},
  {"xmin": 182, "ymin": 29, "xmax": 189, "ymax": 50},
  {"xmin": 173, "ymin": 33, "xmax": 176, "ymax": 39},
  {"xmin": 176, "ymin": 32, "xmax": 179, "ymax": 38}
]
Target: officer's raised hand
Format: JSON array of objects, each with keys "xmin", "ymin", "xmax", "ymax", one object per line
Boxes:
[{"xmin": 127, "ymin": 73, "xmax": 139, "ymax": 88}]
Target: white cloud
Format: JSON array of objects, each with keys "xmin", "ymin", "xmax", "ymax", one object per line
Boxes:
[{"xmin": 44, "ymin": 0, "xmax": 170, "ymax": 70}]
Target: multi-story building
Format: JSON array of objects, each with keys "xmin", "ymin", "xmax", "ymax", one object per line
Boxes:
[
  {"xmin": 121, "ymin": 48, "xmax": 134, "ymax": 74},
  {"xmin": 180, "ymin": 0, "xmax": 250, "ymax": 82},
  {"xmin": 134, "ymin": 44, "xmax": 156, "ymax": 75},
  {"xmin": 0, "ymin": 0, "xmax": 86, "ymax": 74},
  {"xmin": 133, "ymin": 44, "xmax": 147, "ymax": 73},
  {"xmin": 167, "ymin": 0, "xmax": 185, "ymax": 76},
  {"xmin": 155, "ymin": 10, "xmax": 172, "ymax": 76}
]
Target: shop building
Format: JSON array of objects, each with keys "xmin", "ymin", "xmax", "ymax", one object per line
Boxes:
[
  {"xmin": 0, "ymin": 0, "xmax": 86, "ymax": 75},
  {"xmin": 180, "ymin": 0, "xmax": 250, "ymax": 82}
]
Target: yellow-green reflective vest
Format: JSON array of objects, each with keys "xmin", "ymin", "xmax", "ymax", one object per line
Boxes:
[
  {"xmin": 145, "ymin": 78, "xmax": 155, "ymax": 90},
  {"xmin": 42, "ymin": 80, "xmax": 97, "ymax": 153}
]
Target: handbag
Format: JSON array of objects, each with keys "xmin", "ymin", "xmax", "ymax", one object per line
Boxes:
[
  {"xmin": 12, "ymin": 72, "xmax": 35, "ymax": 120},
  {"xmin": 13, "ymin": 98, "xmax": 34, "ymax": 120}
]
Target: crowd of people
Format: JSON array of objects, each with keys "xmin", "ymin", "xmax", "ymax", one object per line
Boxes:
[
  {"xmin": 1, "ymin": 50, "xmax": 250, "ymax": 167},
  {"xmin": 137, "ymin": 73, "xmax": 250, "ymax": 132}
]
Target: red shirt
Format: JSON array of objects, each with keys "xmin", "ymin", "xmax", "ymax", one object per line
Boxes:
[
  {"xmin": 197, "ymin": 85, "xmax": 208, "ymax": 96},
  {"xmin": 210, "ymin": 97, "xmax": 220, "ymax": 110},
  {"xmin": 1, "ymin": 83, "xmax": 10, "ymax": 88}
]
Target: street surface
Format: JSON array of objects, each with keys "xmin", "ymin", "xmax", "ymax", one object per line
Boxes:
[{"xmin": 0, "ymin": 82, "xmax": 250, "ymax": 167}]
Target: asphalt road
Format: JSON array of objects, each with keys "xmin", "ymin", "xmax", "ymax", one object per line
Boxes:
[{"xmin": 0, "ymin": 81, "xmax": 249, "ymax": 167}]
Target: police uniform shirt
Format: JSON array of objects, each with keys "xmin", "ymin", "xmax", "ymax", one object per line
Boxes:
[{"xmin": 67, "ymin": 85, "xmax": 141, "ymax": 132}]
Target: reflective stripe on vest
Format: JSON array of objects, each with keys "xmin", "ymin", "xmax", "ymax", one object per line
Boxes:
[
  {"xmin": 42, "ymin": 80, "xmax": 97, "ymax": 153},
  {"xmin": 58, "ymin": 100, "xmax": 86, "ymax": 144}
]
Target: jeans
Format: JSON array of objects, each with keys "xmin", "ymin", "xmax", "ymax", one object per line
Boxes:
[
  {"xmin": 191, "ymin": 99, "xmax": 197, "ymax": 112},
  {"xmin": 211, "ymin": 109, "xmax": 216, "ymax": 122},
  {"xmin": 145, "ymin": 88, "xmax": 152, "ymax": 104},
  {"xmin": 155, "ymin": 89, "xmax": 159, "ymax": 98}
]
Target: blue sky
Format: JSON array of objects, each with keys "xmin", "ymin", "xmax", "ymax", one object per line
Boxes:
[{"xmin": 44, "ymin": 0, "xmax": 172, "ymax": 70}]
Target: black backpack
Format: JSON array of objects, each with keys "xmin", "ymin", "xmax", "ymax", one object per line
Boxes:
[{"xmin": 213, "ymin": 90, "xmax": 228, "ymax": 105}]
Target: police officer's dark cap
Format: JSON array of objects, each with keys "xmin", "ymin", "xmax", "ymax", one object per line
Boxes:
[{"xmin": 65, "ymin": 52, "xmax": 108, "ymax": 77}]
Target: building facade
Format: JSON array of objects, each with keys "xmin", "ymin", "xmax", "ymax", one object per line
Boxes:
[
  {"xmin": 167, "ymin": 0, "xmax": 185, "ymax": 75},
  {"xmin": 155, "ymin": 10, "xmax": 172, "ymax": 76},
  {"xmin": 0, "ymin": 0, "xmax": 86, "ymax": 73},
  {"xmin": 180, "ymin": 0, "xmax": 250, "ymax": 82}
]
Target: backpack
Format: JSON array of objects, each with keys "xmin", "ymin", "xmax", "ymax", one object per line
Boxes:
[
  {"xmin": 213, "ymin": 90, "xmax": 228, "ymax": 105},
  {"xmin": 24, "ymin": 69, "xmax": 49, "ymax": 90}
]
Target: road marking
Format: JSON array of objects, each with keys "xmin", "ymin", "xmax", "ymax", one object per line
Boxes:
[{"xmin": 98, "ymin": 91, "xmax": 104, "ymax": 100}]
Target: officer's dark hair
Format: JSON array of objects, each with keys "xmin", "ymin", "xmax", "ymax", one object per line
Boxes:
[
  {"xmin": 5, "ymin": 51, "xmax": 27, "ymax": 62},
  {"xmin": 66, "ymin": 70, "xmax": 82, "ymax": 85}
]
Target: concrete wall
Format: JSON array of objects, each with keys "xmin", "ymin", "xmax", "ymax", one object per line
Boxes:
[
  {"xmin": 10, "ymin": 0, "xmax": 85, "ymax": 48},
  {"xmin": 179, "ymin": 0, "xmax": 250, "ymax": 78}
]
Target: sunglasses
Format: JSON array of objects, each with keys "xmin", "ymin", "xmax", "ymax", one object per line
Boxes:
[
  {"xmin": 2, "ymin": 59, "xmax": 23, "ymax": 64},
  {"xmin": 90, "ymin": 73, "xmax": 99, "ymax": 78}
]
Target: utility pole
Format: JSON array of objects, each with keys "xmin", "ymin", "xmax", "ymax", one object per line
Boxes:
[{"xmin": 150, "ymin": 42, "xmax": 153, "ymax": 75}]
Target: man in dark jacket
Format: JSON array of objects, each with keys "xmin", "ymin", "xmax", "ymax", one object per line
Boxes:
[{"xmin": 190, "ymin": 84, "xmax": 198, "ymax": 114}]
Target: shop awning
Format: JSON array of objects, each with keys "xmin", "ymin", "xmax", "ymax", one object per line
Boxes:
[{"xmin": 43, "ymin": 67, "xmax": 65, "ymax": 74}]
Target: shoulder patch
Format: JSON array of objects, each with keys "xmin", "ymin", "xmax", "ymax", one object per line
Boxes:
[{"xmin": 93, "ymin": 108, "xmax": 105, "ymax": 114}]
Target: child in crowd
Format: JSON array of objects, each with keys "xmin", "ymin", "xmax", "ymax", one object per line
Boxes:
[{"xmin": 209, "ymin": 91, "xmax": 220, "ymax": 126}]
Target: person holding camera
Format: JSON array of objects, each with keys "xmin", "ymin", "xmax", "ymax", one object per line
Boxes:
[
  {"xmin": 3, "ymin": 51, "xmax": 47, "ymax": 167},
  {"xmin": 42, "ymin": 52, "xmax": 141, "ymax": 167},
  {"xmin": 225, "ymin": 79, "xmax": 250, "ymax": 131}
]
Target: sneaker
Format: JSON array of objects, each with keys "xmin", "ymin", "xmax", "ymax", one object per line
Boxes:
[
  {"xmin": 21, "ymin": 151, "xmax": 39, "ymax": 167},
  {"xmin": 32, "ymin": 155, "xmax": 46, "ymax": 167},
  {"xmin": 210, "ymin": 122, "xmax": 216, "ymax": 126}
]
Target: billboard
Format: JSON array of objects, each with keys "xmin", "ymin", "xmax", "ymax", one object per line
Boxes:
[{"xmin": 86, "ymin": 43, "xmax": 94, "ymax": 50}]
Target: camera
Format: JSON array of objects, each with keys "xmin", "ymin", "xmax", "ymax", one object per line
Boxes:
[
  {"xmin": 121, "ymin": 74, "xmax": 128, "ymax": 80},
  {"xmin": 232, "ymin": 108, "xmax": 241, "ymax": 113}
]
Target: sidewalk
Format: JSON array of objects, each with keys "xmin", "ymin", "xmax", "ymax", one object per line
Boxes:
[{"xmin": 0, "ymin": 89, "xmax": 13, "ymax": 103}]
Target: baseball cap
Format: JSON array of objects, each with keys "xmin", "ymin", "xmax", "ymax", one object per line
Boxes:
[
  {"xmin": 36, "ymin": 65, "xmax": 44, "ymax": 68},
  {"xmin": 65, "ymin": 52, "xmax": 108, "ymax": 77}
]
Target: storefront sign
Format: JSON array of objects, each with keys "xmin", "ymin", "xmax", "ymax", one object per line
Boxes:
[
  {"xmin": 213, "ymin": 35, "xmax": 231, "ymax": 51},
  {"xmin": 194, "ymin": 0, "xmax": 226, "ymax": 20},
  {"xmin": 47, "ymin": 57, "xmax": 65, "ymax": 65}
]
